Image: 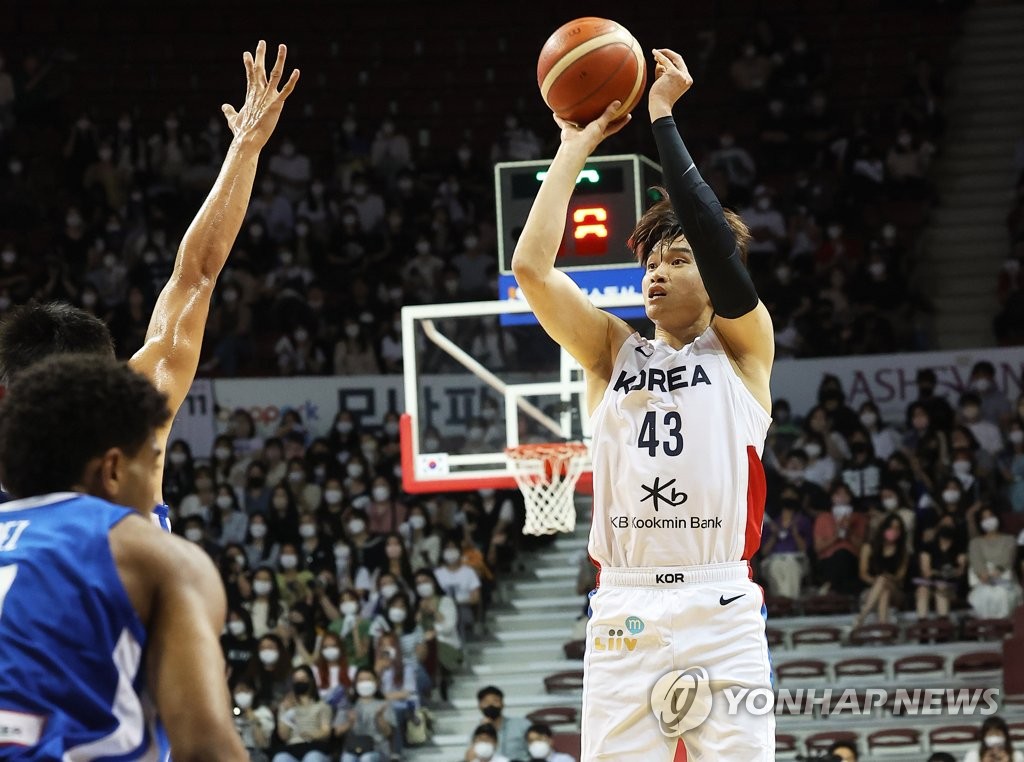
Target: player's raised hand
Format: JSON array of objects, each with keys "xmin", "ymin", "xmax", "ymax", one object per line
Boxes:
[
  {"xmin": 648, "ymin": 48, "xmax": 693, "ymax": 119},
  {"xmin": 221, "ymin": 40, "xmax": 300, "ymax": 148},
  {"xmin": 554, "ymin": 100, "xmax": 630, "ymax": 156}
]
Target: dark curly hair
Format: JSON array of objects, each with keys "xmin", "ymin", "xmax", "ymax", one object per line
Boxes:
[
  {"xmin": 0, "ymin": 301, "xmax": 115, "ymax": 386},
  {"xmin": 0, "ymin": 355, "xmax": 169, "ymax": 497}
]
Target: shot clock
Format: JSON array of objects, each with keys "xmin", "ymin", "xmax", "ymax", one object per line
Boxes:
[{"xmin": 495, "ymin": 154, "xmax": 662, "ymax": 323}]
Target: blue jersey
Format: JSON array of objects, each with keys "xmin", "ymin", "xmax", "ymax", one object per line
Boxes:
[{"xmin": 0, "ymin": 493, "xmax": 163, "ymax": 760}]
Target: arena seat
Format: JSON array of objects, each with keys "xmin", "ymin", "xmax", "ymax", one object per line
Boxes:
[
  {"xmin": 805, "ymin": 730, "xmax": 859, "ymax": 753},
  {"xmin": 526, "ymin": 706, "xmax": 578, "ymax": 728},
  {"xmin": 962, "ymin": 617, "xmax": 1014, "ymax": 642},
  {"xmin": 791, "ymin": 626, "xmax": 843, "ymax": 647},
  {"xmin": 952, "ymin": 650, "xmax": 1003, "ymax": 675},
  {"xmin": 903, "ymin": 618, "xmax": 957, "ymax": 644},
  {"xmin": 928, "ymin": 725, "xmax": 979, "ymax": 756},
  {"xmin": 893, "ymin": 653, "xmax": 946, "ymax": 678},
  {"xmin": 562, "ymin": 639, "xmax": 585, "ymax": 660},
  {"xmin": 543, "ymin": 671, "xmax": 584, "ymax": 695},
  {"xmin": 867, "ymin": 727, "xmax": 923, "ymax": 754},
  {"xmin": 775, "ymin": 659, "xmax": 829, "ymax": 682},
  {"xmin": 849, "ymin": 623, "xmax": 899, "ymax": 646},
  {"xmin": 834, "ymin": 656, "xmax": 887, "ymax": 679},
  {"xmin": 551, "ymin": 732, "xmax": 581, "ymax": 759}
]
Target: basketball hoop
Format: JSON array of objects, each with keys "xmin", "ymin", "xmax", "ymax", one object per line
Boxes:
[{"xmin": 505, "ymin": 442, "xmax": 589, "ymax": 535}]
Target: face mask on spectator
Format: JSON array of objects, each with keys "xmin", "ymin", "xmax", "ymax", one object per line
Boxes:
[
  {"xmin": 942, "ymin": 489, "xmax": 961, "ymax": 504},
  {"xmin": 424, "ymin": 437, "xmax": 440, "ymax": 451},
  {"xmin": 831, "ymin": 504, "xmax": 853, "ymax": 521},
  {"xmin": 169, "ymin": 452, "xmax": 187, "ymax": 466},
  {"xmin": 299, "ymin": 524, "xmax": 317, "ymax": 539},
  {"xmin": 474, "ymin": 741, "xmax": 496, "ymax": 758},
  {"xmin": 1011, "ymin": 430, "xmax": 1024, "ymax": 445},
  {"xmin": 340, "ymin": 600, "xmax": 359, "ymax": 616},
  {"xmin": 981, "ymin": 517, "xmax": 999, "ymax": 533},
  {"xmin": 185, "ymin": 528, "xmax": 203, "ymax": 543},
  {"xmin": 250, "ymin": 523, "xmax": 267, "ymax": 539},
  {"xmin": 385, "ymin": 544, "xmax": 402, "ymax": 560},
  {"xmin": 322, "ymin": 646, "xmax": 341, "ymax": 662},
  {"xmin": 215, "ymin": 446, "xmax": 232, "ymax": 461},
  {"xmin": 961, "ymin": 405, "xmax": 980, "ymax": 422},
  {"xmin": 347, "ymin": 463, "xmax": 364, "ymax": 478},
  {"xmin": 882, "ymin": 496, "xmax": 899, "ymax": 511},
  {"xmin": 216, "ymin": 495, "xmax": 234, "ymax": 510},
  {"xmin": 356, "ymin": 680, "xmax": 377, "ymax": 697},
  {"xmin": 253, "ymin": 580, "xmax": 273, "ymax": 596},
  {"xmin": 804, "ymin": 443, "xmax": 822, "ymax": 458},
  {"xmin": 860, "ymin": 413, "xmax": 878, "ymax": 428},
  {"xmin": 337, "ymin": 421, "xmax": 354, "ymax": 434},
  {"xmin": 258, "ymin": 649, "xmax": 279, "ymax": 666},
  {"xmin": 288, "ymin": 470, "xmax": 305, "ymax": 483},
  {"xmin": 325, "ymin": 489, "xmax": 343, "ymax": 504},
  {"xmin": 348, "ymin": 519, "xmax": 366, "ymax": 535},
  {"xmin": 415, "ymin": 241, "xmax": 430, "ymax": 255},
  {"xmin": 379, "ymin": 583, "xmax": 399, "ymax": 600},
  {"xmin": 952, "ymin": 460, "xmax": 972, "ymax": 476},
  {"xmin": 228, "ymin": 620, "xmax": 246, "ymax": 637},
  {"xmin": 280, "ymin": 554, "xmax": 298, "ymax": 570},
  {"xmin": 416, "ymin": 582, "xmax": 435, "ymax": 598},
  {"xmin": 972, "ymin": 378, "xmax": 992, "ymax": 393},
  {"xmin": 481, "ymin": 705, "xmax": 502, "ymax": 720},
  {"xmin": 272, "ymin": 497, "xmax": 288, "ymax": 510},
  {"xmin": 529, "ymin": 740, "xmax": 552, "ymax": 759},
  {"xmin": 388, "ymin": 607, "xmax": 407, "ymax": 623},
  {"xmin": 292, "ymin": 680, "xmax": 311, "ymax": 696},
  {"xmin": 409, "ymin": 515, "xmax": 426, "ymax": 531},
  {"xmin": 384, "ymin": 421, "xmax": 399, "ymax": 437},
  {"xmin": 372, "ymin": 486, "xmax": 390, "ymax": 502},
  {"xmin": 234, "ymin": 691, "xmax": 253, "ymax": 710},
  {"xmin": 443, "ymin": 548, "xmax": 461, "ymax": 565}
]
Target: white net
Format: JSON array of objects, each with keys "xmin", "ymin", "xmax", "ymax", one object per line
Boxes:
[{"xmin": 506, "ymin": 443, "xmax": 589, "ymax": 535}]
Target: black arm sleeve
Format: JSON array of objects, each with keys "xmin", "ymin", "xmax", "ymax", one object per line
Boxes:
[{"xmin": 652, "ymin": 115, "xmax": 759, "ymax": 319}]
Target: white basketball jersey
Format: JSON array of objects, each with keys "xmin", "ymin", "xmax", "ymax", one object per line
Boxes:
[{"xmin": 588, "ymin": 327, "xmax": 771, "ymax": 570}]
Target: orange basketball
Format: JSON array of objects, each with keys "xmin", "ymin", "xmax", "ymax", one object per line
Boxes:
[{"xmin": 537, "ymin": 17, "xmax": 647, "ymax": 127}]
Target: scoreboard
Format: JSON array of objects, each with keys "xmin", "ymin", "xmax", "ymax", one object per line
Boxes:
[{"xmin": 495, "ymin": 154, "xmax": 662, "ymax": 321}]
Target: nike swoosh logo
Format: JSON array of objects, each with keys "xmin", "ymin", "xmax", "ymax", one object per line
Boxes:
[{"xmin": 720, "ymin": 594, "xmax": 746, "ymax": 606}]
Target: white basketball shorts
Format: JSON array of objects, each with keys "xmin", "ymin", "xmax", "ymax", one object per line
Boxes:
[{"xmin": 581, "ymin": 562, "xmax": 775, "ymax": 761}]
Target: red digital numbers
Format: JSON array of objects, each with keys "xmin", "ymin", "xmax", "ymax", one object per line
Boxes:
[{"xmin": 571, "ymin": 206, "xmax": 609, "ymax": 255}]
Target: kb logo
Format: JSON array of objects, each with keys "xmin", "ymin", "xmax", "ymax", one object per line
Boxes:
[
  {"xmin": 610, "ymin": 516, "xmax": 629, "ymax": 529},
  {"xmin": 650, "ymin": 667, "xmax": 713, "ymax": 737}
]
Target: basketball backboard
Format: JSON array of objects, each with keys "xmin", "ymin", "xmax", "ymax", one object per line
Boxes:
[{"xmin": 399, "ymin": 294, "xmax": 643, "ymax": 493}]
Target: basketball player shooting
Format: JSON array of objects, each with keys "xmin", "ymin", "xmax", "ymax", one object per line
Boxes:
[
  {"xmin": 0, "ymin": 40, "xmax": 298, "ymax": 527},
  {"xmin": 511, "ymin": 48, "xmax": 774, "ymax": 760}
]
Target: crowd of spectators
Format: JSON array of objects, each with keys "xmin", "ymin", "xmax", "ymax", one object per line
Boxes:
[
  {"xmin": 754, "ymin": 360, "xmax": 1024, "ymax": 628},
  {"xmin": 164, "ymin": 401, "xmax": 541, "ymax": 760},
  {"xmin": 0, "ymin": 20, "xmax": 961, "ymax": 377}
]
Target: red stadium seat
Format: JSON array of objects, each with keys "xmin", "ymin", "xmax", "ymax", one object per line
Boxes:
[
  {"xmin": 834, "ymin": 657, "xmax": 886, "ymax": 678},
  {"xmin": 791, "ymin": 626, "xmax": 842, "ymax": 647},
  {"xmin": 562, "ymin": 639, "xmax": 585, "ymax": 660},
  {"xmin": 962, "ymin": 618, "xmax": 1014, "ymax": 642},
  {"xmin": 544, "ymin": 671, "xmax": 585, "ymax": 694},
  {"xmin": 802, "ymin": 594, "xmax": 854, "ymax": 616},
  {"xmin": 526, "ymin": 706, "xmax": 578, "ymax": 728},
  {"xmin": 904, "ymin": 617, "xmax": 957, "ymax": 644},
  {"xmin": 893, "ymin": 653, "xmax": 946, "ymax": 677},
  {"xmin": 805, "ymin": 730, "xmax": 858, "ymax": 752},
  {"xmin": 776, "ymin": 659, "xmax": 828, "ymax": 681},
  {"xmin": 929, "ymin": 725, "xmax": 979, "ymax": 751},
  {"xmin": 848, "ymin": 623, "xmax": 899, "ymax": 646},
  {"xmin": 775, "ymin": 733, "xmax": 798, "ymax": 753},
  {"xmin": 551, "ymin": 732, "xmax": 581, "ymax": 759},
  {"xmin": 868, "ymin": 727, "xmax": 922, "ymax": 752},
  {"xmin": 952, "ymin": 651, "xmax": 1002, "ymax": 675}
]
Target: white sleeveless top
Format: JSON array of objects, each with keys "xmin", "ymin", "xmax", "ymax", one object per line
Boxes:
[{"xmin": 588, "ymin": 327, "xmax": 771, "ymax": 570}]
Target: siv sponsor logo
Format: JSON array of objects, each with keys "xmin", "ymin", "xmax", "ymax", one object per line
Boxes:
[
  {"xmin": 640, "ymin": 477, "xmax": 687, "ymax": 512},
  {"xmin": 650, "ymin": 667, "xmax": 713, "ymax": 737}
]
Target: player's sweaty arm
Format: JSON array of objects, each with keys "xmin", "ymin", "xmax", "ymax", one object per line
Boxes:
[
  {"xmin": 649, "ymin": 49, "xmax": 774, "ymax": 406},
  {"xmin": 130, "ymin": 41, "xmax": 299, "ymax": 433},
  {"xmin": 511, "ymin": 103, "xmax": 632, "ymax": 378},
  {"xmin": 111, "ymin": 517, "xmax": 247, "ymax": 761}
]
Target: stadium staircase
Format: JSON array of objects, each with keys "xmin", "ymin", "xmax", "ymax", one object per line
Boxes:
[{"xmin": 926, "ymin": 0, "xmax": 1024, "ymax": 349}]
